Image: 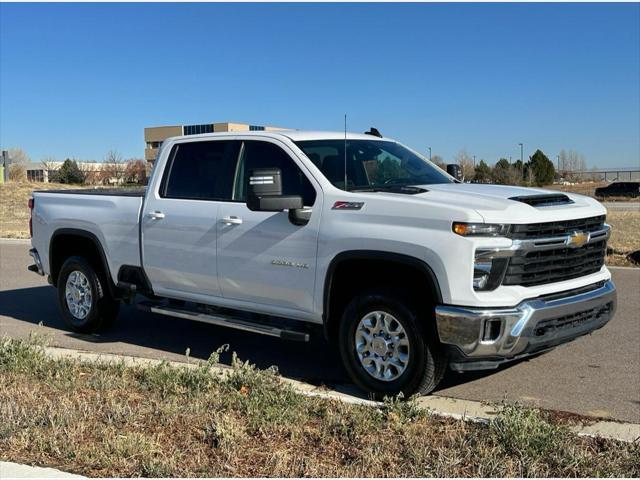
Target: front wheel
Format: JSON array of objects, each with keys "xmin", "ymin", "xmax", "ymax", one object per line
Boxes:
[
  {"xmin": 57, "ymin": 256, "xmax": 120, "ymax": 333},
  {"xmin": 338, "ymin": 291, "xmax": 446, "ymax": 399}
]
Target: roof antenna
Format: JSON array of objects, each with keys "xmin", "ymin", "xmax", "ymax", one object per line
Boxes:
[{"xmin": 344, "ymin": 114, "xmax": 348, "ymax": 190}]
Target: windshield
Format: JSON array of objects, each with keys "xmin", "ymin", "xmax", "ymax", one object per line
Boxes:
[{"xmin": 295, "ymin": 139, "xmax": 453, "ymax": 191}]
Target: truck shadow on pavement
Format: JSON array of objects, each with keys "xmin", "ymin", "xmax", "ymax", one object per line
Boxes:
[{"xmin": 0, "ymin": 285, "xmax": 506, "ymax": 396}]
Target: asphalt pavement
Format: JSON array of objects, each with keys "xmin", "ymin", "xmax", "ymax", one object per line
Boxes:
[
  {"xmin": 1, "ymin": 239, "xmax": 638, "ymax": 423},
  {"xmin": 604, "ymin": 201, "xmax": 640, "ymax": 212}
]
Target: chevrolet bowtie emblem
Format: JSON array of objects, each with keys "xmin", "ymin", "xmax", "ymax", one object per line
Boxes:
[{"xmin": 567, "ymin": 230, "xmax": 590, "ymax": 248}]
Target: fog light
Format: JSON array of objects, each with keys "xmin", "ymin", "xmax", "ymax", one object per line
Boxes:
[
  {"xmin": 473, "ymin": 254, "xmax": 509, "ymax": 291},
  {"xmin": 482, "ymin": 318, "xmax": 503, "ymax": 342},
  {"xmin": 473, "ymin": 259, "xmax": 493, "ymax": 290}
]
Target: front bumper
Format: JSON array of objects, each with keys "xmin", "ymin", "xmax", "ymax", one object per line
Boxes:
[{"xmin": 436, "ymin": 280, "xmax": 616, "ymax": 371}]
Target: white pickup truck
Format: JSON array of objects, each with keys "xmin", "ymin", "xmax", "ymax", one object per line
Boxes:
[{"xmin": 28, "ymin": 130, "xmax": 616, "ymax": 397}]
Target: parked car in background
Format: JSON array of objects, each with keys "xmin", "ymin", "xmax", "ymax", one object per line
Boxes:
[
  {"xmin": 595, "ymin": 181, "xmax": 640, "ymax": 198},
  {"xmin": 28, "ymin": 130, "xmax": 617, "ymax": 398}
]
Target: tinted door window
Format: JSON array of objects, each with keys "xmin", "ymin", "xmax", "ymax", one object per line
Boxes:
[
  {"xmin": 164, "ymin": 140, "xmax": 240, "ymax": 200},
  {"xmin": 233, "ymin": 141, "xmax": 316, "ymax": 206}
]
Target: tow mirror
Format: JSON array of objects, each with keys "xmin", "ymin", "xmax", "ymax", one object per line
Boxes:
[
  {"xmin": 446, "ymin": 164, "xmax": 463, "ymax": 181},
  {"xmin": 246, "ymin": 168, "xmax": 304, "ymax": 212}
]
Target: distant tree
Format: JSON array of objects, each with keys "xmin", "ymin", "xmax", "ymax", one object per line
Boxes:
[
  {"xmin": 558, "ymin": 149, "xmax": 586, "ymax": 181},
  {"xmin": 8, "ymin": 164, "xmax": 27, "ymax": 181},
  {"xmin": 124, "ymin": 159, "xmax": 147, "ymax": 184},
  {"xmin": 7, "ymin": 148, "xmax": 30, "ymax": 164},
  {"xmin": 430, "ymin": 155, "xmax": 447, "ymax": 171},
  {"xmin": 527, "ymin": 149, "xmax": 555, "ymax": 186},
  {"xmin": 102, "ymin": 149, "xmax": 126, "ymax": 184},
  {"xmin": 78, "ymin": 160, "xmax": 100, "ymax": 184},
  {"xmin": 41, "ymin": 157, "xmax": 60, "ymax": 183},
  {"xmin": 474, "ymin": 160, "xmax": 492, "ymax": 183},
  {"xmin": 57, "ymin": 159, "xmax": 85, "ymax": 184},
  {"xmin": 454, "ymin": 149, "xmax": 475, "ymax": 181},
  {"xmin": 492, "ymin": 158, "xmax": 521, "ymax": 185}
]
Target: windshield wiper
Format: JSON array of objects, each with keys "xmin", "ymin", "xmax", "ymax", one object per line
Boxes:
[{"xmin": 349, "ymin": 185, "xmax": 427, "ymax": 194}]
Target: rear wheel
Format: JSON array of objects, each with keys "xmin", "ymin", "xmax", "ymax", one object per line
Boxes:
[
  {"xmin": 338, "ymin": 290, "xmax": 446, "ymax": 399},
  {"xmin": 57, "ymin": 256, "xmax": 119, "ymax": 333}
]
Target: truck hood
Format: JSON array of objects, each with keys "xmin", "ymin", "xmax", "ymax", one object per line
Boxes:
[{"xmin": 414, "ymin": 183, "xmax": 606, "ymax": 223}]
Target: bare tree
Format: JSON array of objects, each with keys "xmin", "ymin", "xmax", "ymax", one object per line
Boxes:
[
  {"xmin": 41, "ymin": 156, "xmax": 60, "ymax": 183},
  {"xmin": 8, "ymin": 163, "xmax": 27, "ymax": 181},
  {"xmin": 430, "ymin": 155, "xmax": 447, "ymax": 171},
  {"xmin": 559, "ymin": 149, "xmax": 587, "ymax": 181},
  {"xmin": 124, "ymin": 159, "xmax": 147, "ymax": 184},
  {"xmin": 454, "ymin": 149, "xmax": 475, "ymax": 181},
  {"xmin": 79, "ymin": 160, "xmax": 100, "ymax": 184},
  {"xmin": 7, "ymin": 148, "xmax": 30, "ymax": 164},
  {"xmin": 102, "ymin": 150, "xmax": 127, "ymax": 185}
]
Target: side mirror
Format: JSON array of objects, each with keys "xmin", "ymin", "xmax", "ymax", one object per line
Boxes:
[
  {"xmin": 246, "ymin": 168, "xmax": 304, "ymax": 212},
  {"xmin": 446, "ymin": 164, "xmax": 463, "ymax": 181}
]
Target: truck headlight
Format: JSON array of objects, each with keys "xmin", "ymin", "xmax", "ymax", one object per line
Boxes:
[
  {"xmin": 473, "ymin": 254, "xmax": 509, "ymax": 291},
  {"xmin": 453, "ymin": 222, "xmax": 511, "ymax": 237}
]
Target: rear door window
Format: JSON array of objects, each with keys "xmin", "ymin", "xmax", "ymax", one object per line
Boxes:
[{"xmin": 163, "ymin": 140, "xmax": 240, "ymax": 200}]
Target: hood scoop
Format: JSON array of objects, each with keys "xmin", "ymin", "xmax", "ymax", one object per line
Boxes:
[{"xmin": 509, "ymin": 193, "xmax": 574, "ymax": 207}]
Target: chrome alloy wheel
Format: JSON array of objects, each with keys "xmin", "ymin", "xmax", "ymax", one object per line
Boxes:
[
  {"xmin": 65, "ymin": 270, "xmax": 93, "ymax": 320},
  {"xmin": 355, "ymin": 310, "xmax": 410, "ymax": 382}
]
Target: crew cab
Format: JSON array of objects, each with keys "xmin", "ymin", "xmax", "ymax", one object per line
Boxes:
[{"xmin": 28, "ymin": 130, "xmax": 617, "ymax": 397}]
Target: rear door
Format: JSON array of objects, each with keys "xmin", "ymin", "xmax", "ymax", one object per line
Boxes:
[
  {"xmin": 216, "ymin": 139, "xmax": 322, "ymax": 314},
  {"xmin": 141, "ymin": 139, "xmax": 240, "ymax": 299}
]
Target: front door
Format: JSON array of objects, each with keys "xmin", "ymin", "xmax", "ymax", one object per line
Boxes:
[{"xmin": 216, "ymin": 139, "xmax": 321, "ymax": 314}]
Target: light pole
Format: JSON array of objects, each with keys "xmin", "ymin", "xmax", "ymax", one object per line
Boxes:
[
  {"xmin": 473, "ymin": 155, "xmax": 476, "ymax": 167},
  {"xmin": 428, "ymin": 147, "xmax": 432, "ymax": 162},
  {"xmin": 519, "ymin": 143, "xmax": 523, "ymax": 164}
]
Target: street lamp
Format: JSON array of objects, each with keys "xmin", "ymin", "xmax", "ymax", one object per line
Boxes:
[
  {"xmin": 473, "ymin": 155, "xmax": 476, "ymax": 167},
  {"xmin": 428, "ymin": 147, "xmax": 432, "ymax": 162},
  {"xmin": 519, "ymin": 143, "xmax": 523, "ymax": 164}
]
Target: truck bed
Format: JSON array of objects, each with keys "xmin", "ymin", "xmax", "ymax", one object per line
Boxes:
[{"xmin": 31, "ymin": 189, "xmax": 145, "ymax": 281}]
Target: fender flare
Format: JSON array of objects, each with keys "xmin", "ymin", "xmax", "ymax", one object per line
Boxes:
[
  {"xmin": 49, "ymin": 228, "xmax": 118, "ymax": 297},
  {"xmin": 322, "ymin": 250, "xmax": 443, "ymax": 332}
]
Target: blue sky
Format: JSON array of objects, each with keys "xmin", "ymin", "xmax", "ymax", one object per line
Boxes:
[{"xmin": 1, "ymin": 3, "xmax": 639, "ymax": 168}]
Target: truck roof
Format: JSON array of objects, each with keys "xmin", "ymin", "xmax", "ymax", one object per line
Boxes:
[{"xmin": 163, "ymin": 130, "xmax": 395, "ymax": 143}]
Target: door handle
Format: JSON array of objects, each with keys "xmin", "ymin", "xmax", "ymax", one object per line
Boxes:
[
  {"xmin": 148, "ymin": 211, "xmax": 165, "ymax": 220},
  {"xmin": 222, "ymin": 215, "xmax": 243, "ymax": 225}
]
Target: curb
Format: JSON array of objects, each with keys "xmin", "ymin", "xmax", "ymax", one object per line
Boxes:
[
  {"xmin": 42, "ymin": 345, "xmax": 640, "ymax": 443},
  {"xmin": 0, "ymin": 238, "xmax": 31, "ymax": 245},
  {"xmin": 0, "ymin": 461, "xmax": 85, "ymax": 479}
]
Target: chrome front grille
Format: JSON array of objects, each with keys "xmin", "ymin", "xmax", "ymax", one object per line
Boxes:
[
  {"xmin": 503, "ymin": 238, "xmax": 607, "ymax": 287},
  {"xmin": 509, "ymin": 215, "xmax": 606, "ymax": 240}
]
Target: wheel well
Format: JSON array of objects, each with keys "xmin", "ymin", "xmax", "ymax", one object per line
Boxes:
[
  {"xmin": 49, "ymin": 231, "xmax": 114, "ymax": 293},
  {"xmin": 324, "ymin": 253, "xmax": 441, "ymax": 341}
]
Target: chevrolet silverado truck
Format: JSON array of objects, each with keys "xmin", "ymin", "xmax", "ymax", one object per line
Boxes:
[{"xmin": 28, "ymin": 130, "xmax": 617, "ymax": 397}]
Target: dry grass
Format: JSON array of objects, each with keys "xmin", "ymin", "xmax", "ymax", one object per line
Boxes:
[
  {"xmin": 1, "ymin": 336, "xmax": 638, "ymax": 477},
  {"xmin": 0, "ymin": 182, "xmax": 94, "ymax": 239}
]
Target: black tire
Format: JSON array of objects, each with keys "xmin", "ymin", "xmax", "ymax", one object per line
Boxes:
[
  {"xmin": 338, "ymin": 290, "xmax": 446, "ymax": 399},
  {"xmin": 57, "ymin": 256, "xmax": 120, "ymax": 333}
]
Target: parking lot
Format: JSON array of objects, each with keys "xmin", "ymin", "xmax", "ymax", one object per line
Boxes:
[{"xmin": 1, "ymin": 239, "xmax": 639, "ymax": 423}]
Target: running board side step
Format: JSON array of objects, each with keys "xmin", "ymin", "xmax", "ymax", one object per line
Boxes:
[{"xmin": 137, "ymin": 301, "xmax": 310, "ymax": 342}]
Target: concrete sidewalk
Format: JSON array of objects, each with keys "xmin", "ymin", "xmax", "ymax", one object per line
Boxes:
[{"xmin": 0, "ymin": 462, "xmax": 85, "ymax": 479}]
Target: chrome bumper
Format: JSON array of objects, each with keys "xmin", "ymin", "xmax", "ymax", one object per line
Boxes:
[{"xmin": 436, "ymin": 280, "xmax": 617, "ymax": 371}]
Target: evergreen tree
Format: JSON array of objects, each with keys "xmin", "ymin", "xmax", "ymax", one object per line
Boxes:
[
  {"xmin": 527, "ymin": 149, "xmax": 555, "ymax": 186},
  {"xmin": 474, "ymin": 160, "xmax": 492, "ymax": 183},
  {"xmin": 57, "ymin": 159, "xmax": 85, "ymax": 184}
]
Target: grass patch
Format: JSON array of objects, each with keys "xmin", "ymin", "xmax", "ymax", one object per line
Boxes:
[{"xmin": 0, "ymin": 337, "xmax": 637, "ymax": 477}]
